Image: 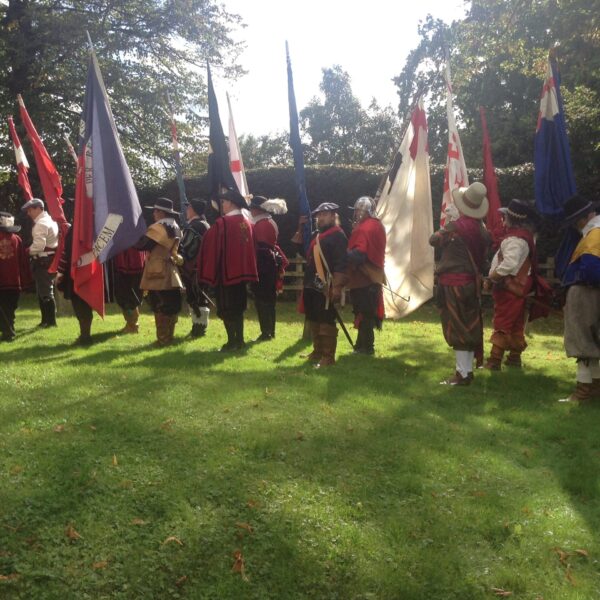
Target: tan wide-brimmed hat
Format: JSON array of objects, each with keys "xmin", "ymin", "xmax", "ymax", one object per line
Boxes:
[{"xmin": 452, "ymin": 182, "xmax": 489, "ymax": 219}]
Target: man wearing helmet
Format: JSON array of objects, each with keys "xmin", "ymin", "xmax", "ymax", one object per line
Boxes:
[{"xmin": 347, "ymin": 196, "xmax": 386, "ymax": 354}]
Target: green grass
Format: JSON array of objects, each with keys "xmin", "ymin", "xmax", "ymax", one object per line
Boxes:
[{"xmin": 1, "ymin": 296, "xmax": 599, "ymax": 599}]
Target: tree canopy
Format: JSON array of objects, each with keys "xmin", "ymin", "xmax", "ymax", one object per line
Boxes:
[
  {"xmin": 393, "ymin": 0, "xmax": 600, "ymax": 195},
  {"xmin": 0, "ymin": 0, "xmax": 244, "ymax": 193}
]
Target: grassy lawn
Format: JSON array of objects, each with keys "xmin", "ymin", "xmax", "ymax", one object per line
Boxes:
[{"xmin": 1, "ymin": 295, "xmax": 599, "ymax": 599}]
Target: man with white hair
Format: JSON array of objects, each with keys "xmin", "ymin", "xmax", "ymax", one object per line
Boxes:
[
  {"xmin": 347, "ymin": 196, "xmax": 386, "ymax": 355},
  {"xmin": 22, "ymin": 198, "xmax": 59, "ymax": 327}
]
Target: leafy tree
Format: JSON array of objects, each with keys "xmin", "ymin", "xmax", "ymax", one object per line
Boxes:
[
  {"xmin": 0, "ymin": 0, "xmax": 244, "ymax": 195},
  {"xmin": 237, "ymin": 132, "xmax": 292, "ymax": 169},
  {"xmin": 393, "ymin": 0, "xmax": 600, "ymax": 196},
  {"xmin": 300, "ymin": 65, "xmax": 401, "ymax": 166}
]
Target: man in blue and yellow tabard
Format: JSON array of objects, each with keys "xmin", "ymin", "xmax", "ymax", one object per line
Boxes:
[{"xmin": 560, "ymin": 196, "xmax": 600, "ymax": 403}]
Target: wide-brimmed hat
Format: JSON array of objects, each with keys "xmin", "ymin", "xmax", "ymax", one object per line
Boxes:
[
  {"xmin": 0, "ymin": 212, "xmax": 21, "ymax": 233},
  {"xmin": 312, "ymin": 202, "xmax": 339, "ymax": 215},
  {"xmin": 452, "ymin": 182, "xmax": 489, "ymax": 219},
  {"xmin": 188, "ymin": 198, "xmax": 207, "ymax": 216},
  {"xmin": 249, "ymin": 195, "xmax": 288, "ymax": 215},
  {"xmin": 218, "ymin": 188, "xmax": 248, "ymax": 209},
  {"xmin": 498, "ymin": 199, "xmax": 540, "ymax": 224},
  {"xmin": 144, "ymin": 197, "xmax": 179, "ymax": 216},
  {"xmin": 562, "ymin": 195, "xmax": 598, "ymax": 227},
  {"xmin": 21, "ymin": 198, "xmax": 44, "ymax": 211}
]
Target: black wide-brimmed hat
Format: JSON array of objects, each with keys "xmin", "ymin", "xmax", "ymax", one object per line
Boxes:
[
  {"xmin": 562, "ymin": 195, "xmax": 598, "ymax": 227},
  {"xmin": 311, "ymin": 202, "xmax": 339, "ymax": 215},
  {"xmin": 144, "ymin": 197, "xmax": 179, "ymax": 216},
  {"xmin": 218, "ymin": 188, "xmax": 248, "ymax": 209},
  {"xmin": 0, "ymin": 212, "xmax": 21, "ymax": 233},
  {"xmin": 188, "ymin": 198, "xmax": 207, "ymax": 216},
  {"xmin": 498, "ymin": 199, "xmax": 540, "ymax": 223}
]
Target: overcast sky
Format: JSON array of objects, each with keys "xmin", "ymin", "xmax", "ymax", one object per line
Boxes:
[{"xmin": 212, "ymin": 0, "xmax": 468, "ymax": 138}]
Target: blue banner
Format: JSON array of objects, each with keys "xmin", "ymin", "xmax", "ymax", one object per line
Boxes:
[
  {"xmin": 286, "ymin": 42, "xmax": 312, "ymax": 253},
  {"xmin": 534, "ymin": 56, "xmax": 577, "ymax": 216}
]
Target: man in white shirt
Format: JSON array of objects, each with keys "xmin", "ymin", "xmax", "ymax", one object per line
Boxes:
[
  {"xmin": 485, "ymin": 199, "xmax": 539, "ymax": 370},
  {"xmin": 23, "ymin": 198, "xmax": 59, "ymax": 327}
]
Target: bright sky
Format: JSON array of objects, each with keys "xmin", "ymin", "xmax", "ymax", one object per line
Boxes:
[{"xmin": 213, "ymin": 0, "xmax": 468, "ymax": 137}]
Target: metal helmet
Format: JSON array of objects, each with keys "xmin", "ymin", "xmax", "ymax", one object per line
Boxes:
[{"xmin": 353, "ymin": 196, "xmax": 375, "ymax": 223}]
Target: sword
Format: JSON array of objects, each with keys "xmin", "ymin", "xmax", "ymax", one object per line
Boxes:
[
  {"xmin": 382, "ymin": 284, "xmax": 410, "ymax": 304},
  {"xmin": 332, "ymin": 306, "xmax": 355, "ymax": 350}
]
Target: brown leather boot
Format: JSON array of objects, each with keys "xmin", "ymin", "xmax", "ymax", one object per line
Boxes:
[
  {"xmin": 316, "ymin": 324, "xmax": 338, "ymax": 368},
  {"xmin": 564, "ymin": 381, "xmax": 593, "ymax": 403},
  {"xmin": 442, "ymin": 371, "xmax": 472, "ymax": 386},
  {"xmin": 155, "ymin": 313, "xmax": 175, "ymax": 346},
  {"xmin": 302, "ymin": 322, "xmax": 322, "ymax": 362},
  {"xmin": 505, "ymin": 350, "xmax": 522, "ymax": 368},
  {"xmin": 121, "ymin": 308, "xmax": 139, "ymax": 333},
  {"xmin": 484, "ymin": 344, "xmax": 504, "ymax": 371}
]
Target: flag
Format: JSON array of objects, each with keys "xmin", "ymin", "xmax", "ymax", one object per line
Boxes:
[
  {"xmin": 286, "ymin": 42, "xmax": 312, "ymax": 253},
  {"xmin": 534, "ymin": 54, "xmax": 576, "ymax": 216},
  {"xmin": 479, "ymin": 106, "xmax": 504, "ymax": 245},
  {"xmin": 17, "ymin": 95, "xmax": 68, "ymax": 229},
  {"xmin": 72, "ymin": 46, "xmax": 147, "ymax": 317},
  {"xmin": 7, "ymin": 116, "xmax": 33, "ymax": 201},
  {"xmin": 227, "ymin": 92, "xmax": 249, "ymax": 198},
  {"xmin": 439, "ymin": 62, "xmax": 468, "ymax": 227},
  {"xmin": 207, "ymin": 63, "xmax": 238, "ymax": 201},
  {"xmin": 376, "ymin": 99, "xmax": 434, "ymax": 318},
  {"xmin": 168, "ymin": 101, "xmax": 189, "ymax": 224}
]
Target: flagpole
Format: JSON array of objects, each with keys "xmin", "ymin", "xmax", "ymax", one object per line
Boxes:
[
  {"xmin": 167, "ymin": 92, "xmax": 188, "ymax": 225},
  {"xmin": 63, "ymin": 133, "xmax": 78, "ymax": 166}
]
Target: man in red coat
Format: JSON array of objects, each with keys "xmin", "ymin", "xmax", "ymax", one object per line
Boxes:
[
  {"xmin": 0, "ymin": 212, "xmax": 32, "ymax": 341},
  {"xmin": 347, "ymin": 197, "xmax": 386, "ymax": 355},
  {"xmin": 249, "ymin": 196, "xmax": 289, "ymax": 341},
  {"xmin": 198, "ymin": 189, "xmax": 258, "ymax": 351}
]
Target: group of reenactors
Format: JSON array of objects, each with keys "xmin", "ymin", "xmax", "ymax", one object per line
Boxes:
[{"xmin": 1, "ymin": 184, "xmax": 599, "ymax": 402}]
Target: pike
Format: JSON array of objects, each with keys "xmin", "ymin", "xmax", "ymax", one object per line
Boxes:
[{"xmin": 167, "ymin": 92, "xmax": 189, "ymax": 225}]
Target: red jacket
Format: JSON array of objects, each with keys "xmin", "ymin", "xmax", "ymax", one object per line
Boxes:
[
  {"xmin": 198, "ymin": 212, "xmax": 258, "ymax": 286},
  {"xmin": 0, "ymin": 232, "xmax": 32, "ymax": 291}
]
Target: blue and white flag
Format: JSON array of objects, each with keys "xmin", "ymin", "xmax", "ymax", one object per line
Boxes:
[{"xmin": 534, "ymin": 55, "xmax": 577, "ymax": 216}]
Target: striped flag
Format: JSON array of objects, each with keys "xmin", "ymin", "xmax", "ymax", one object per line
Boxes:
[
  {"xmin": 439, "ymin": 62, "xmax": 468, "ymax": 227},
  {"xmin": 227, "ymin": 92, "xmax": 249, "ymax": 198},
  {"xmin": 72, "ymin": 44, "xmax": 147, "ymax": 317},
  {"xmin": 534, "ymin": 54, "xmax": 576, "ymax": 216},
  {"xmin": 286, "ymin": 42, "xmax": 312, "ymax": 253},
  {"xmin": 7, "ymin": 116, "xmax": 33, "ymax": 201}
]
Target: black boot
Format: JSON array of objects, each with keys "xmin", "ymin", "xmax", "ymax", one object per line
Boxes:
[
  {"xmin": 41, "ymin": 298, "xmax": 57, "ymax": 327},
  {"xmin": 235, "ymin": 314, "xmax": 245, "ymax": 349},
  {"xmin": 221, "ymin": 320, "xmax": 236, "ymax": 351},
  {"xmin": 37, "ymin": 297, "xmax": 45, "ymax": 327},
  {"xmin": 354, "ymin": 318, "xmax": 374, "ymax": 355},
  {"xmin": 190, "ymin": 322, "xmax": 206, "ymax": 338},
  {"xmin": 255, "ymin": 301, "xmax": 272, "ymax": 341},
  {"xmin": 268, "ymin": 303, "xmax": 276, "ymax": 339}
]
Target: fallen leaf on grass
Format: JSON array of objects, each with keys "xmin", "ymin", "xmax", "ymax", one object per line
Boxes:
[
  {"xmin": 162, "ymin": 536, "xmax": 183, "ymax": 546},
  {"xmin": 112, "ymin": 455, "xmax": 118, "ymax": 467},
  {"xmin": 175, "ymin": 575, "xmax": 188, "ymax": 587},
  {"xmin": 53, "ymin": 424, "xmax": 65, "ymax": 433},
  {"xmin": 574, "ymin": 548, "xmax": 589, "ymax": 558},
  {"xmin": 236, "ymin": 522, "xmax": 254, "ymax": 534},
  {"xmin": 295, "ymin": 431, "xmax": 305, "ymax": 441},
  {"xmin": 89, "ymin": 425, "xmax": 97, "ymax": 431},
  {"xmin": 553, "ymin": 547, "xmax": 569, "ymax": 565},
  {"xmin": 92, "ymin": 560, "xmax": 108, "ymax": 570},
  {"xmin": 565, "ymin": 566, "xmax": 576, "ymax": 586},
  {"xmin": 0, "ymin": 574, "xmax": 19, "ymax": 582},
  {"xmin": 491, "ymin": 588, "xmax": 512, "ymax": 597},
  {"xmin": 65, "ymin": 525, "xmax": 82, "ymax": 541},
  {"xmin": 131, "ymin": 518, "xmax": 147, "ymax": 526},
  {"xmin": 160, "ymin": 419, "xmax": 175, "ymax": 430},
  {"xmin": 470, "ymin": 490, "xmax": 487, "ymax": 498},
  {"xmin": 246, "ymin": 499, "xmax": 259, "ymax": 509},
  {"xmin": 232, "ymin": 550, "xmax": 249, "ymax": 581},
  {"xmin": 9, "ymin": 465, "xmax": 23, "ymax": 475}
]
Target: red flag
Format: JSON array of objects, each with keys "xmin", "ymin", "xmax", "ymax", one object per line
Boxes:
[
  {"xmin": 18, "ymin": 95, "xmax": 70, "ymax": 272},
  {"xmin": 7, "ymin": 116, "xmax": 33, "ymax": 201},
  {"xmin": 479, "ymin": 107, "xmax": 504, "ymax": 246}
]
